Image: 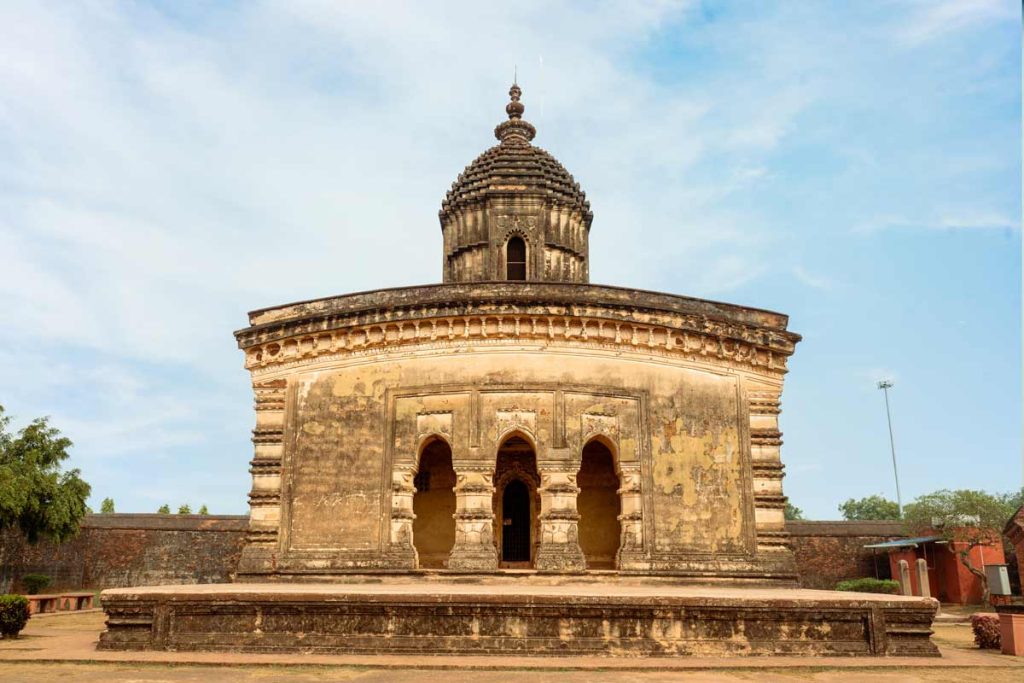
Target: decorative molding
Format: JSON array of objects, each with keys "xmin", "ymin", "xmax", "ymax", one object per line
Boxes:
[
  {"xmin": 416, "ymin": 411, "xmax": 453, "ymax": 442},
  {"xmin": 495, "ymin": 409, "xmax": 536, "ymax": 442},
  {"xmin": 581, "ymin": 412, "xmax": 618, "ymax": 442},
  {"xmin": 241, "ymin": 308, "xmax": 793, "ymax": 379}
]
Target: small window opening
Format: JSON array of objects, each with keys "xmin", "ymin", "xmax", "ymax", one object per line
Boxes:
[{"xmin": 506, "ymin": 237, "xmax": 526, "ymax": 281}]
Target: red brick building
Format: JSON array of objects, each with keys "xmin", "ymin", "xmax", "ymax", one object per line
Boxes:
[{"xmin": 873, "ymin": 534, "xmax": 1006, "ymax": 604}]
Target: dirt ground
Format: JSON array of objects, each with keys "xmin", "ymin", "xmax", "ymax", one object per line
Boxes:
[{"xmin": 1, "ymin": 610, "xmax": 1021, "ymax": 683}]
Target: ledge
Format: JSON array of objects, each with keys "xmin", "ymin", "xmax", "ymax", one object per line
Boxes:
[{"xmin": 241, "ymin": 282, "xmax": 796, "ymax": 335}]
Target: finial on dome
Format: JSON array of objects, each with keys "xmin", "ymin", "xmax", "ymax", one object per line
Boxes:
[
  {"xmin": 506, "ymin": 81, "xmax": 525, "ymax": 120},
  {"xmin": 496, "ymin": 79, "xmax": 535, "ymax": 143}
]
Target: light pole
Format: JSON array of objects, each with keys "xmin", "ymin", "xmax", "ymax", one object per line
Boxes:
[{"xmin": 877, "ymin": 380, "xmax": 902, "ymax": 517}]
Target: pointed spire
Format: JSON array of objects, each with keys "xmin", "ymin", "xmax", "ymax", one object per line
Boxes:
[{"xmin": 495, "ymin": 80, "xmax": 536, "ymax": 144}]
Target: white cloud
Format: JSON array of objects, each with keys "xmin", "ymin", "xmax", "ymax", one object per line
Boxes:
[
  {"xmin": 792, "ymin": 266, "xmax": 834, "ymax": 291},
  {"xmin": 896, "ymin": 0, "xmax": 1016, "ymax": 47},
  {"xmin": 854, "ymin": 212, "xmax": 1019, "ymax": 233}
]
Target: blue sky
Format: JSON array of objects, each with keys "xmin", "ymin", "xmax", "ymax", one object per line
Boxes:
[{"xmin": 0, "ymin": 1, "xmax": 1019, "ymax": 519}]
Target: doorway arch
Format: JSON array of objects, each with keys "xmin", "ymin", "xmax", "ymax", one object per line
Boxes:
[
  {"xmin": 493, "ymin": 433, "xmax": 540, "ymax": 567},
  {"xmin": 412, "ymin": 437, "xmax": 456, "ymax": 568},
  {"xmin": 506, "ymin": 236, "xmax": 527, "ymax": 280},
  {"xmin": 577, "ymin": 438, "xmax": 621, "ymax": 569}
]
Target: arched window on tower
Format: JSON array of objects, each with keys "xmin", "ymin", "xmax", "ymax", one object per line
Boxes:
[{"xmin": 506, "ymin": 236, "xmax": 526, "ymax": 281}]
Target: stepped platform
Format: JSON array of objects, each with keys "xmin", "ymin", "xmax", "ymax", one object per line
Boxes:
[{"xmin": 98, "ymin": 580, "xmax": 939, "ymax": 657}]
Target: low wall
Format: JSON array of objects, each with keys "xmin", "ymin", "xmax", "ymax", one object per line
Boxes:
[
  {"xmin": 786, "ymin": 520, "xmax": 904, "ymax": 589},
  {"xmin": 0, "ymin": 514, "xmax": 247, "ymax": 591},
  {"xmin": 2, "ymin": 515, "xmax": 901, "ymax": 591}
]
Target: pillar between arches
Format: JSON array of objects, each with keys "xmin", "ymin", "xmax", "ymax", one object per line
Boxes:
[
  {"xmin": 617, "ymin": 465, "xmax": 645, "ymax": 568},
  {"xmin": 387, "ymin": 467, "xmax": 418, "ymax": 568},
  {"xmin": 534, "ymin": 465, "xmax": 587, "ymax": 572},
  {"xmin": 446, "ymin": 464, "xmax": 498, "ymax": 571}
]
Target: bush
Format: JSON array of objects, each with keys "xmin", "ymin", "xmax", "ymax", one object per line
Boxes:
[
  {"xmin": 835, "ymin": 578, "xmax": 901, "ymax": 594},
  {"xmin": 971, "ymin": 613, "xmax": 1001, "ymax": 649},
  {"xmin": 21, "ymin": 574, "xmax": 51, "ymax": 595},
  {"xmin": 0, "ymin": 595, "xmax": 31, "ymax": 638}
]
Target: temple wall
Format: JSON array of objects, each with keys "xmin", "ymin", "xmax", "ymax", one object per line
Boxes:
[{"xmin": 253, "ymin": 343, "xmax": 771, "ymax": 576}]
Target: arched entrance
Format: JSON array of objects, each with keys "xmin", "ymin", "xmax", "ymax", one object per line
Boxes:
[
  {"xmin": 493, "ymin": 434, "xmax": 540, "ymax": 568},
  {"xmin": 501, "ymin": 480, "xmax": 531, "ymax": 562},
  {"xmin": 412, "ymin": 438, "xmax": 456, "ymax": 568},
  {"xmin": 577, "ymin": 438, "xmax": 621, "ymax": 569}
]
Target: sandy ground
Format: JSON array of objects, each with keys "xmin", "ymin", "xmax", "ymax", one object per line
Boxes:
[{"xmin": 0, "ymin": 610, "xmax": 1021, "ymax": 682}]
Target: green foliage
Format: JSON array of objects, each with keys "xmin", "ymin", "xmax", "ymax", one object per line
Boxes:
[
  {"xmin": 177, "ymin": 504, "xmax": 191, "ymax": 515},
  {"xmin": 0, "ymin": 594, "xmax": 30, "ymax": 638},
  {"xmin": 839, "ymin": 495, "xmax": 900, "ymax": 521},
  {"xmin": 835, "ymin": 578, "xmax": 900, "ymax": 594},
  {"xmin": 157, "ymin": 504, "xmax": 170, "ymax": 514},
  {"xmin": 904, "ymin": 489, "xmax": 1017, "ymax": 541},
  {"xmin": 999, "ymin": 487, "xmax": 1024, "ymax": 513},
  {"xmin": 904, "ymin": 488, "xmax": 1021, "ymax": 601},
  {"xmin": 0, "ymin": 405, "xmax": 91, "ymax": 545},
  {"xmin": 20, "ymin": 573, "xmax": 50, "ymax": 595},
  {"xmin": 971, "ymin": 614, "xmax": 1000, "ymax": 649},
  {"xmin": 784, "ymin": 503, "xmax": 804, "ymax": 520},
  {"xmin": 198, "ymin": 504, "xmax": 208, "ymax": 515},
  {"xmin": 99, "ymin": 497, "xmax": 115, "ymax": 514}
]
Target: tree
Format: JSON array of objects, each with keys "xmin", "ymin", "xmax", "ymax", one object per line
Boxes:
[
  {"xmin": 157, "ymin": 504, "xmax": 170, "ymax": 514},
  {"xmin": 839, "ymin": 495, "xmax": 900, "ymax": 521},
  {"xmin": 100, "ymin": 497, "xmax": 115, "ymax": 514},
  {"xmin": 177, "ymin": 504, "xmax": 191, "ymax": 515},
  {"xmin": 903, "ymin": 489, "xmax": 1019, "ymax": 602},
  {"xmin": 198, "ymin": 504, "xmax": 209, "ymax": 515},
  {"xmin": 784, "ymin": 503, "xmax": 804, "ymax": 520},
  {"xmin": 0, "ymin": 405, "xmax": 91, "ymax": 591}
]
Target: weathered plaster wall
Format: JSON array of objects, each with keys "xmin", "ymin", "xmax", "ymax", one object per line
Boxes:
[{"xmin": 274, "ymin": 346, "xmax": 756, "ymax": 573}]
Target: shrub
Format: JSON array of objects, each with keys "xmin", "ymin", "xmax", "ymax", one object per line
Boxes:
[
  {"xmin": 0, "ymin": 595, "xmax": 31, "ymax": 638},
  {"xmin": 835, "ymin": 578, "xmax": 901, "ymax": 594},
  {"xmin": 21, "ymin": 574, "xmax": 51, "ymax": 595},
  {"xmin": 971, "ymin": 613, "xmax": 1001, "ymax": 649}
]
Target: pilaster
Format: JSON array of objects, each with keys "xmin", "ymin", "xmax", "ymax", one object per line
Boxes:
[
  {"xmin": 446, "ymin": 465, "xmax": 498, "ymax": 571},
  {"xmin": 238, "ymin": 379, "xmax": 286, "ymax": 574},
  {"xmin": 617, "ymin": 465, "xmax": 646, "ymax": 568},
  {"xmin": 386, "ymin": 467, "xmax": 418, "ymax": 568},
  {"xmin": 534, "ymin": 466, "xmax": 586, "ymax": 572}
]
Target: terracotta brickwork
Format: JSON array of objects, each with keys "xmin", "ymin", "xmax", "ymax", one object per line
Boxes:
[
  {"xmin": 1, "ymin": 515, "xmax": 947, "ymax": 595},
  {"xmin": 0, "ymin": 514, "xmax": 246, "ymax": 591},
  {"xmin": 786, "ymin": 520, "xmax": 904, "ymax": 589}
]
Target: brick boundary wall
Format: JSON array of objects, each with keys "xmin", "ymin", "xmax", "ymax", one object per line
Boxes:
[
  {"xmin": 2, "ymin": 515, "xmax": 905, "ymax": 591},
  {"xmin": 0, "ymin": 513, "xmax": 247, "ymax": 592},
  {"xmin": 786, "ymin": 520, "xmax": 905, "ymax": 589}
]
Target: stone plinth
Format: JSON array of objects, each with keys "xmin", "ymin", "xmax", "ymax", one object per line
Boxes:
[{"xmin": 98, "ymin": 581, "xmax": 938, "ymax": 657}]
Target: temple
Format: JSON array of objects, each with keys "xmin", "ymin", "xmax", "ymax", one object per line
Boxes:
[
  {"xmin": 233, "ymin": 82, "xmax": 798, "ymax": 580},
  {"xmin": 98, "ymin": 84, "xmax": 939, "ymax": 657}
]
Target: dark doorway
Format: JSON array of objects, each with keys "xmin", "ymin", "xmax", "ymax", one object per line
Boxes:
[
  {"xmin": 577, "ymin": 439, "xmax": 621, "ymax": 569},
  {"xmin": 506, "ymin": 236, "xmax": 526, "ymax": 280},
  {"xmin": 502, "ymin": 479, "xmax": 531, "ymax": 562},
  {"xmin": 412, "ymin": 438, "xmax": 456, "ymax": 568},
  {"xmin": 494, "ymin": 434, "xmax": 539, "ymax": 567}
]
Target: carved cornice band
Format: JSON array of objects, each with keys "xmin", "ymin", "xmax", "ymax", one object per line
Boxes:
[{"xmin": 240, "ymin": 312, "xmax": 793, "ymax": 378}]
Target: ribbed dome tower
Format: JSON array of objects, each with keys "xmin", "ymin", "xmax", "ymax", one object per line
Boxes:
[{"xmin": 440, "ymin": 82, "xmax": 593, "ymax": 283}]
